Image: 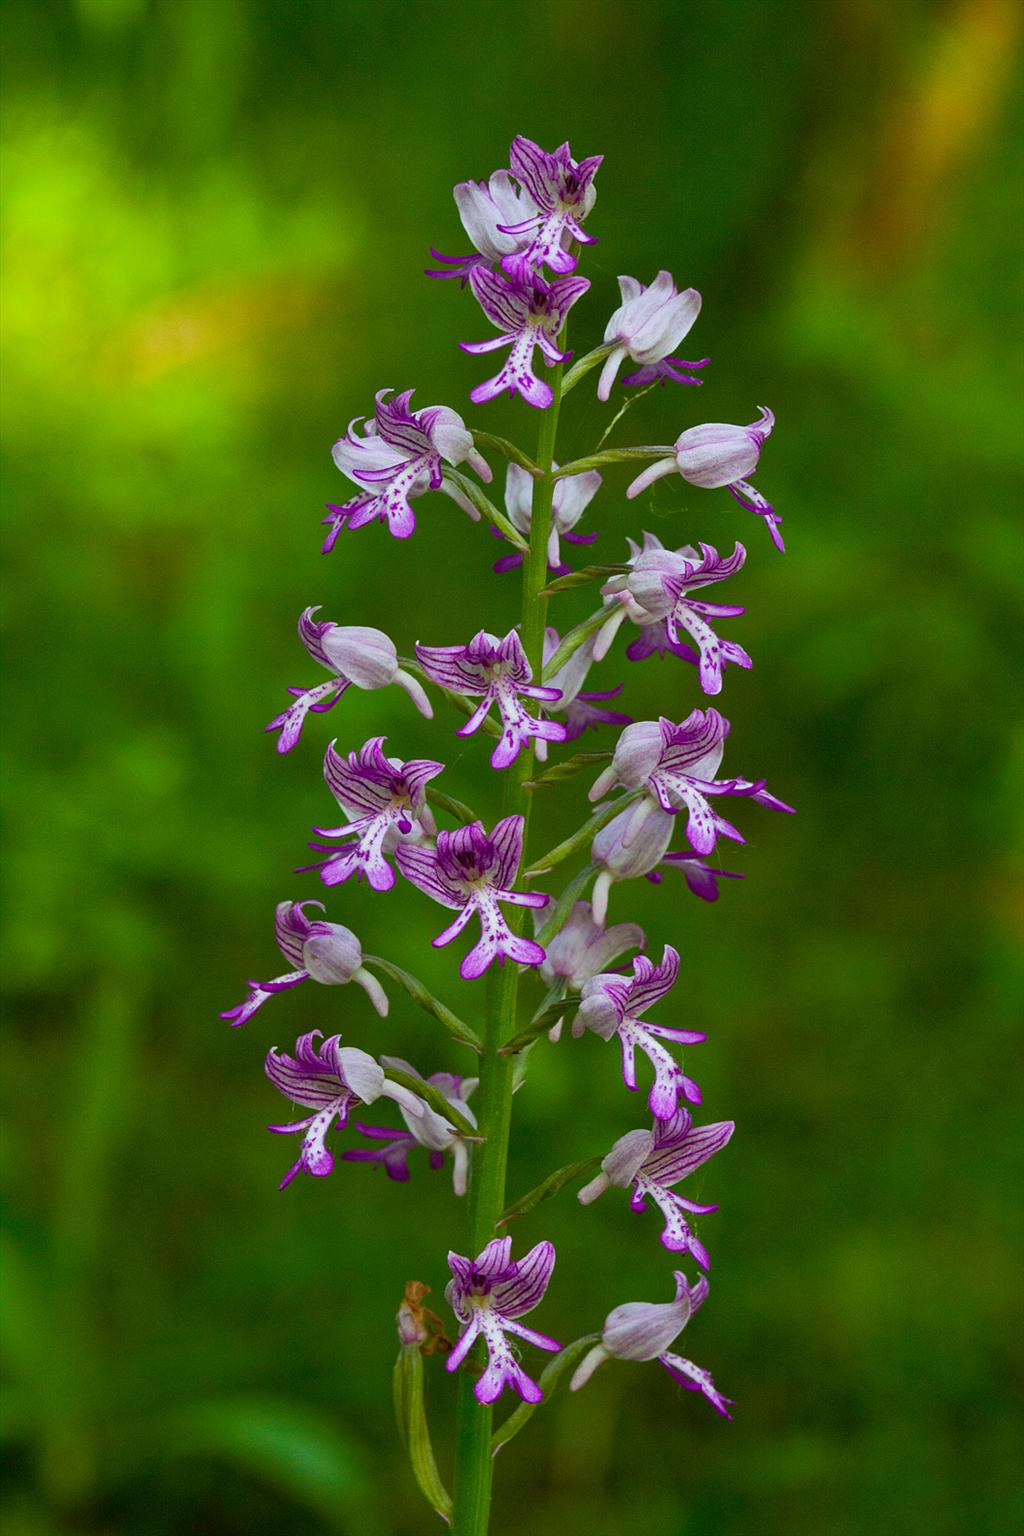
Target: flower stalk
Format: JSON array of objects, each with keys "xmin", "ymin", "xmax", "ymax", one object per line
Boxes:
[
  {"xmin": 225, "ymin": 131, "xmax": 794, "ymax": 1536},
  {"xmin": 450, "ymin": 340, "xmax": 566, "ymax": 1536}
]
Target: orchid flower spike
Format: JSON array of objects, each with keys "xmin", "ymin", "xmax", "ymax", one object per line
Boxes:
[
  {"xmin": 499, "ymin": 135, "xmax": 602, "ymax": 277},
  {"xmin": 578, "ymin": 1106, "xmax": 734, "ymax": 1265},
  {"xmin": 302, "ymin": 737, "xmax": 442, "ymax": 891},
  {"xmin": 426, "ymin": 169, "xmax": 540, "ymax": 283},
  {"xmin": 326, "ymin": 388, "xmax": 492, "ymax": 543},
  {"xmin": 568, "ymin": 1271, "xmax": 732, "ymax": 1418},
  {"xmin": 415, "ymin": 628, "xmax": 566, "ymax": 769},
  {"xmin": 395, "ymin": 815, "xmax": 549, "ymax": 979},
  {"xmin": 493, "ymin": 462, "xmax": 601, "ymax": 576},
  {"xmin": 598, "ymin": 272, "xmax": 706, "ymax": 401},
  {"xmin": 462, "ymin": 269, "xmax": 590, "ymax": 408},
  {"xmin": 265, "ymin": 607, "xmax": 432, "ymax": 754},
  {"xmin": 343, "ymin": 1058, "xmax": 478, "ymax": 1196},
  {"xmin": 590, "ymin": 710, "xmax": 794, "ymax": 857},
  {"xmin": 626, "ymin": 407, "xmax": 784, "ymax": 552},
  {"xmin": 265, "ymin": 1030, "xmax": 424, "ymax": 1190},
  {"xmin": 446, "ymin": 1237, "xmax": 560, "ymax": 1404},
  {"xmin": 220, "ymin": 901, "xmax": 388, "ymax": 1027},
  {"xmin": 574, "ymin": 946, "xmax": 705, "ymax": 1120}
]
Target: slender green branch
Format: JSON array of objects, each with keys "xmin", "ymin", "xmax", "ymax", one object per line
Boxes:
[
  {"xmin": 470, "ymin": 429, "xmax": 542, "ymax": 477},
  {"xmin": 535, "ymin": 862, "xmax": 599, "ymax": 948},
  {"xmin": 524, "ymin": 790, "xmax": 642, "ymax": 878},
  {"xmin": 442, "ymin": 468, "xmax": 530, "ymax": 551},
  {"xmin": 488, "ymin": 1336, "xmax": 601, "ymax": 1456},
  {"xmin": 537, "ymin": 563, "xmax": 630, "ymax": 599},
  {"xmin": 540, "ymin": 607, "xmax": 609, "ymax": 679},
  {"xmin": 593, "ymin": 380, "xmax": 659, "ymax": 450},
  {"xmin": 496, "ymin": 1158, "xmax": 601, "ymax": 1224},
  {"xmin": 559, "ymin": 343, "xmax": 614, "ymax": 397},
  {"xmin": 426, "ymin": 786, "xmax": 480, "ymax": 826},
  {"xmin": 383, "ymin": 1068, "xmax": 482, "ymax": 1138},
  {"xmin": 363, "ymin": 956, "xmax": 482, "ymax": 1052},
  {"xmin": 523, "ymin": 750, "xmax": 612, "ymax": 791},
  {"xmin": 552, "ymin": 445, "xmax": 670, "ymax": 479}
]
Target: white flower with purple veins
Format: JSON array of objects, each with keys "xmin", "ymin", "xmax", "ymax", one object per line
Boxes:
[
  {"xmin": 303, "ymin": 737, "xmax": 442, "ymax": 892},
  {"xmin": 598, "ymin": 272, "xmax": 707, "ymax": 401},
  {"xmin": 343, "ymin": 1058, "xmax": 478, "ymax": 1196},
  {"xmin": 573, "ymin": 946, "xmax": 706, "ymax": 1121},
  {"xmin": 266, "ymin": 607, "xmax": 432, "ymax": 754},
  {"xmin": 590, "ymin": 796, "xmax": 676, "ymax": 926},
  {"xmin": 396, "ymin": 815, "xmax": 549, "ymax": 980},
  {"xmin": 620, "ymin": 540, "xmax": 751, "ymax": 695},
  {"xmin": 627, "ymin": 406, "xmax": 784, "ymax": 552},
  {"xmin": 578, "ymin": 1106, "xmax": 734, "ymax": 1266},
  {"xmin": 568, "ymin": 1271, "xmax": 733, "ymax": 1419},
  {"xmin": 493, "ymin": 462, "xmax": 601, "ymax": 576},
  {"xmin": 648, "ymin": 853, "xmax": 744, "ymax": 903},
  {"xmin": 595, "ymin": 534, "xmax": 750, "ymax": 694},
  {"xmin": 445, "ymin": 1237, "xmax": 560, "ymax": 1404},
  {"xmin": 532, "ymin": 629, "xmax": 631, "ymax": 765},
  {"xmin": 462, "ymin": 269, "xmax": 590, "ymax": 409},
  {"xmin": 220, "ymin": 900, "xmax": 388, "ymax": 1027},
  {"xmin": 498, "ymin": 135, "xmax": 602, "ymax": 278},
  {"xmin": 415, "ymin": 629, "xmax": 566, "ymax": 769},
  {"xmin": 425, "ymin": 170, "xmax": 540, "ymax": 283},
  {"xmin": 590, "ymin": 709, "xmax": 794, "ymax": 857},
  {"xmin": 326, "ymin": 388, "xmax": 492, "ymax": 544},
  {"xmin": 264, "ymin": 1029, "xmax": 425, "ymax": 1190},
  {"xmin": 592, "ymin": 533, "xmax": 694, "ymax": 666}
]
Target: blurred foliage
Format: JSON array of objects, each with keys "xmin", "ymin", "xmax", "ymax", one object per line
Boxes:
[{"xmin": 2, "ymin": 0, "xmax": 1022, "ymax": 1532}]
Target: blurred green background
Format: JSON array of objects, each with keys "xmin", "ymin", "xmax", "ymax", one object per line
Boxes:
[{"xmin": 3, "ymin": 0, "xmax": 1022, "ymax": 1532}]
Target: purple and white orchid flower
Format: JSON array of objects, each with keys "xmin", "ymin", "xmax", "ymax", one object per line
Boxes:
[
  {"xmin": 499, "ymin": 135, "xmax": 602, "ymax": 278},
  {"xmin": 265, "ymin": 1029, "xmax": 424, "ymax": 1190},
  {"xmin": 265, "ymin": 607, "xmax": 432, "ymax": 754},
  {"xmin": 326, "ymin": 388, "xmax": 492, "ymax": 543},
  {"xmin": 446, "ymin": 1237, "xmax": 560, "ymax": 1404},
  {"xmin": 569, "ymin": 1271, "xmax": 732, "ymax": 1419},
  {"xmin": 395, "ymin": 815, "xmax": 549, "ymax": 980},
  {"xmin": 302, "ymin": 737, "xmax": 442, "ymax": 891},
  {"xmin": 220, "ymin": 900, "xmax": 388, "ymax": 1027},
  {"xmin": 426, "ymin": 169, "xmax": 540, "ymax": 283},
  {"xmin": 462, "ymin": 269, "xmax": 589, "ymax": 409},
  {"xmin": 626, "ymin": 406, "xmax": 783, "ymax": 552},
  {"xmin": 578, "ymin": 1106, "xmax": 734, "ymax": 1265},
  {"xmin": 415, "ymin": 629, "xmax": 566, "ymax": 769},
  {"xmin": 598, "ymin": 272, "xmax": 706, "ymax": 401},
  {"xmin": 590, "ymin": 710, "xmax": 794, "ymax": 857},
  {"xmin": 492, "ymin": 462, "xmax": 601, "ymax": 576},
  {"xmin": 574, "ymin": 946, "xmax": 705, "ymax": 1120},
  {"xmin": 343, "ymin": 1058, "xmax": 478, "ymax": 1195},
  {"xmin": 602, "ymin": 538, "xmax": 751, "ymax": 695}
]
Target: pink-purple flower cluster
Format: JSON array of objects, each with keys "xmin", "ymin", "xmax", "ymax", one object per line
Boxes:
[{"xmin": 226, "ymin": 133, "xmax": 796, "ymax": 1512}]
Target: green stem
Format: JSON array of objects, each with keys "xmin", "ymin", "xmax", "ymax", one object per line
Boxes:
[{"xmin": 450, "ymin": 346, "xmax": 566, "ymax": 1536}]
